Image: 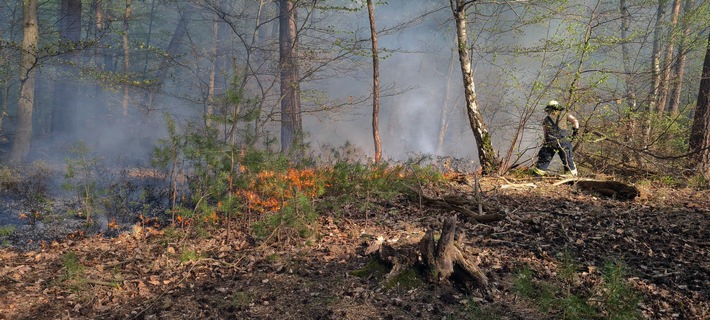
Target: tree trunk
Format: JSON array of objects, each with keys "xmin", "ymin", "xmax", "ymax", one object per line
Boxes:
[
  {"xmin": 668, "ymin": 0, "xmax": 692, "ymax": 116},
  {"xmin": 9, "ymin": 0, "xmax": 38, "ymax": 163},
  {"xmin": 121, "ymin": 0, "xmax": 132, "ymax": 116},
  {"xmin": 620, "ymin": 0, "xmax": 638, "ymax": 112},
  {"xmin": 51, "ymin": 0, "xmax": 82, "ymax": 138},
  {"xmin": 658, "ymin": 0, "xmax": 681, "ymax": 112},
  {"xmin": 91, "ymin": 0, "xmax": 112, "ymax": 127},
  {"xmin": 145, "ymin": 5, "xmax": 193, "ymax": 108},
  {"xmin": 206, "ymin": 15, "xmax": 219, "ymax": 128},
  {"xmin": 436, "ymin": 50, "xmax": 458, "ymax": 156},
  {"xmin": 367, "ymin": 0, "xmax": 382, "ymax": 164},
  {"xmin": 279, "ymin": 0, "xmax": 302, "ymax": 153},
  {"xmin": 650, "ymin": 0, "xmax": 667, "ymax": 114},
  {"xmin": 450, "ymin": 0, "xmax": 499, "ymax": 174},
  {"xmin": 689, "ymin": 31, "xmax": 710, "ymax": 177},
  {"xmin": 620, "ymin": 0, "xmax": 641, "ymax": 165},
  {"xmin": 0, "ymin": 2, "xmax": 20, "ymax": 138}
]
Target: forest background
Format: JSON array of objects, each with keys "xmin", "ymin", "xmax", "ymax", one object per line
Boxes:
[
  {"xmin": 0, "ymin": 0, "xmax": 708, "ymax": 174},
  {"xmin": 0, "ymin": 1, "xmax": 709, "ymax": 319}
]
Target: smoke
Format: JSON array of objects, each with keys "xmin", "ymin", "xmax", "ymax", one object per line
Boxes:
[{"xmin": 3, "ymin": 0, "xmax": 574, "ymax": 168}]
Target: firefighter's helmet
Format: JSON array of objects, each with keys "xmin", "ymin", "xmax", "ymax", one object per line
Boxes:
[{"xmin": 545, "ymin": 100, "xmax": 563, "ymax": 112}]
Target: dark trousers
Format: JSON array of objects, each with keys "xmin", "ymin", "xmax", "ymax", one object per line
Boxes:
[{"xmin": 535, "ymin": 139, "xmax": 576, "ymax": 171}]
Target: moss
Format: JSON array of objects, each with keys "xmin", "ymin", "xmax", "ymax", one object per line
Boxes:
[
  {"xmin": 351, "ymin": 259, "xmax": 389, "ymax": 278},
  {"xmin": 383, "ymin": 268, "xmax": 424, "ymax": 290}
]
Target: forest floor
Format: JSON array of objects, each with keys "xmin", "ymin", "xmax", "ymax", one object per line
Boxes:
[{"xmin": 0, "ymin": 173, "xmax": 708, "ymax": 320}]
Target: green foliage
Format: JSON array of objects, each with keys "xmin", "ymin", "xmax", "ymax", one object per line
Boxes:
[
  {"xmin": 63, "ymin": 142, "xmax": 103, "ymax": 224},
  {"xmin": 19, "ymin": 162, "xmax": 52, "ymax": 222},
  {"xmin": 351, "ymin": 259, "xmax": 389, "ymax": 278},
  {"xmin": 513, "ymin": 257, "xmax": 643, "ymax": 320},
  {"xmin": 351, "ymin": 258, "xmax": 423, "ymax": 291},
  {"xmin": 383, "ymin": 268, "xmax": 424, "ymax": 290},
  {"xmin": 557, "ymin": 251, "xmax": 579, "ymax": 284},
  {"xmin": 560, "ymin": 294, "xmax": 597, "ymax": 320},
  {"xmin": 513, "ymin": 266, "xmax": 536, "ymax": 297},
  {"xmin": 159, "ymin": 225, "xmax": 186, "ymax": 246},
  {"xmin": 462, "ymin": 302, "xmax": 501, "ymax": 320},
  {"xmin": 152, "ymin": 99, "xmax": 279, "ymax": 229},
  {"xmin": 0, "ymin": 225, "xmax": 14, "ymax": 246},
  {"xmin": 0, "ymin": 161, "xmax": 51, "ymax": 204},
  {"xmin": 250, "ymin": 195, "xmax": 317, "ymax": 242},
  {"xmin": 657, "ymin": 175, "xmax": 683, "ymax": 188},
  {"xmin": 0, "ymin": 225, "xmax": 14, "ymax": 237},
  {"xmin": 687, "ymin": 174, "xmax": 708, "ymax": 188},
  {"xmin": 153, "ymin": 114, "xmax": 235, "ymax": 224},
  {"xmin": 319, "ymin": 150, "xmax": 446, "ymax": 217},
  {"xmin": 179, "ymin": 248, "xmax": 202, "ymax": 263},
  {"xmin": 600, "ymin": 261, "xmax": 642, "ymax": 320},
  {"xmin": 230, "ymin": 291, "xmax": 253, "ymax": 308},
  {"xmin": 61, "ymin": 251, "xmax": 84, "ymax": 280},
  {"xmin": 514, "ymin": 266, "xmax": 578, "ymax": 315}
]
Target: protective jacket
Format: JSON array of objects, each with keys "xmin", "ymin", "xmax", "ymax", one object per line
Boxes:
[{"xmin": 543, "ymin": 112, "xmax": 576, "ymax": 143}]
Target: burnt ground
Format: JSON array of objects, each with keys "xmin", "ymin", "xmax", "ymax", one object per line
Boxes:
[{"xmin": 0, "ymin": 175, "xmax": 708, "ymax": 320}]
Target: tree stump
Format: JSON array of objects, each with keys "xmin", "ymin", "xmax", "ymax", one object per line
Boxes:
[
  {"xmin": 419, "ymin": 216, "xmax": 488, "ymax": 289},
  {"xmin": 364, "ymin": 216, "xmax": 488, "ymax": 293}
]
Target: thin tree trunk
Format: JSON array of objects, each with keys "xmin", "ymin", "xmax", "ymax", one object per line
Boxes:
[
  {"xmin": 52, "ymin": 0, "xmax": 82, "ymax": 137},
  {"xmin": 450, "ymin": 0, "xmax": 499, "ymax": 174},
  {"xmin": 689, "ymin": 31, "xmax": 710, "ymax": 176},
  {"xmin": 122, "ymin": 0, "xmax": 132, "ymax": 116},
  {"xmin": 658, "ymin": 0, "xmax": 681, "ymax": 112},
  {"xmin": 436, "ymin": 50, "xmax": 458, "ymax": 155},
  {"xmin": 566, "ymin": 3, "xmax": 597, "ymax": 109},
  {"xmin": 650, "ymin": 0, "xmax": 667, "ymax": 114},
  {"xmin": 620, "ymin": 0, "xmax": 638, "ymax": 111},
  {"xmin": 9, "ymin": 0, "xmax": 38, "ymax": 163},
  {"xmin": 92, "ymin": 0, "xmax": 107, "ymax": 124},
  {"xmin": 145, "ymin": 6, "xmax": 193, "ymax": 107},
  {"xmin": 668, "ymin": 0, "xmax": 692, "ymax": 116},
  {"xmin": 206, "ymin": 16, "xmax": 219, "ymax": 128},
  {"xmin": 620, "ymin": 0, "xmax": 640, "ymax": 164},
  {"xmin": 367, "ymin": 0, "xmax": 381, "ymax": 164},
  {"xmin": 279, "ymin": 0, "xmax": 302, "ymax": 153},
  {"xmin": 0, "ymin": 2, "xmax": 20, "ymax": 136}
]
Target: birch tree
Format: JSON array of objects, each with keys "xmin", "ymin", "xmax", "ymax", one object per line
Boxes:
[{"xmin": 449, "ymin": 0, "xmax": 499, "ymax": 174}]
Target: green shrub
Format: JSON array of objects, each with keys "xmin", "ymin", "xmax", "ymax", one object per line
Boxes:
[
  {"xmin": 513, "ymin": 257, "xmax": 642, "ymax": 320},
  {"xmin": 0, "ymin": 162, "xmax": 51, "ymax": 209},
  {"xmin": 600, "ymin": 261, "xmax": 642, "ymax": 320},
  {"xmin": 179, "ymin": 248, "xmax": 202, "ymax": 262},
  {"xmin": 0, "ymin": 225, "xmax": 14, "ymax": 237},
  {"xmin": 61, "ymin": 251, "xmax": 87, "ymax": 290},
  {"xmin": 63, "ymin": 142, "xmax": 103, "ymax": 224}
]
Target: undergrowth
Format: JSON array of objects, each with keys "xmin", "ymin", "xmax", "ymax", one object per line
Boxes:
[
  {"xmin": 513, "ymin": 256, "xmax": 642, "ymax": 320},
  {"xmin": 151, "ymin": 113, "xmax": 449, "ymax": 245}
]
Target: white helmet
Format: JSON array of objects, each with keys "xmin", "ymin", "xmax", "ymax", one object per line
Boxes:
[{"xmin": 545, "ymin": 100, "xmax": 563, "ymax": 112}]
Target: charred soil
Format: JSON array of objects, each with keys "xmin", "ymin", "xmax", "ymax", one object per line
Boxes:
[{"xmin": 0, "ymin": 175, "xmax": 708, "ymax": 320}]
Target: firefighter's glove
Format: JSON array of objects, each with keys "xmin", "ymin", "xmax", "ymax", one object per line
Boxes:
[{"xmin": 572, "ymin": 128, "xmax": 579, "ymax": 138}]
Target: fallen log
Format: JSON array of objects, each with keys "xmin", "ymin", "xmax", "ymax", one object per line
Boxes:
[
  {"xmin": 404, "ymin": 184, "xmax": 505, "ymax": 223},
  {"xmin": 553, "ymin": 178, "xmax": 640, "ymax": 200},
  {"xmin": 499, "ymin": 183, "xmax": 537, "ymax": 189}
]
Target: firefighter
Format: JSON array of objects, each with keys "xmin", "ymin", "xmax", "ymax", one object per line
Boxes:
[{"xmin": 531, "ymin": 100, "xmax": 579, "ymax": 176}]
